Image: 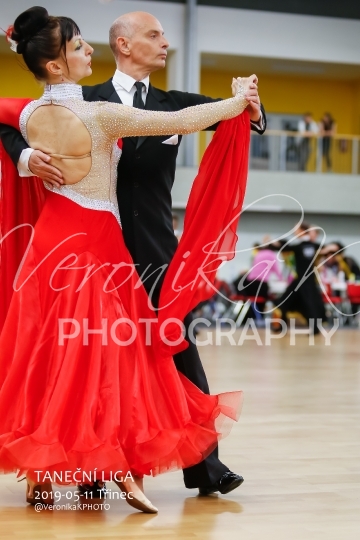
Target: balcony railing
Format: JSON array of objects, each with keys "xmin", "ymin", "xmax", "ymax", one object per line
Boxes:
[{"xmin": 201, "ymin": 130, "xmax": 360, "ymax": 174}]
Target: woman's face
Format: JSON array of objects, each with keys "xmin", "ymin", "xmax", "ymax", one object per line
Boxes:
[{"xmin": 61, "ymin": 35, "xmax": 93, "ymax": 83}]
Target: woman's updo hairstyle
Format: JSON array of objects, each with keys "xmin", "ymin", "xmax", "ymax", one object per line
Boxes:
[{"xmin": 11, "ymin": 6, "xmax": 81, "ymax": 80}]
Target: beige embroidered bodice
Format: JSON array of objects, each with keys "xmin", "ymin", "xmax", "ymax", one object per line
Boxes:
[{"xmin": 20, "ymin": 83, "xmax": 248, "ymax": 226}]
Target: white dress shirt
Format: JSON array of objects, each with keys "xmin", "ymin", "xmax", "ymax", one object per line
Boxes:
[
  {"xmin": 112, "ymin": 69, "xmax": 149, "ymax": 107},
  {"xmin": 298, "ymin": 120, "xmax": 319, "ymax": 135},
  {"xmin": 18, "ymin": 69, "xmax": 263, "ymax": 175}
]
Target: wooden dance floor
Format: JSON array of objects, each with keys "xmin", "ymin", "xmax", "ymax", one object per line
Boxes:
[{"xmin": 1, "ymin": 328, "xmax": 359, "ymax": 539}]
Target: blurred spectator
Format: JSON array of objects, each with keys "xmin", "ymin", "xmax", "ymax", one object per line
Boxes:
[
  {"xmin": 297, "ymin": 113, "xmax": 318, "ymax": 171},
  {"xmin": 234, "ymin": 245, "xmax": 283, "ymax": 300},
  {"xmin": 319, "ymin": 113, "xmax": 336, "ymax": 172},
  {"xmin": 321, "ymin": 242, "xmax": 360, "ymax": 281}
]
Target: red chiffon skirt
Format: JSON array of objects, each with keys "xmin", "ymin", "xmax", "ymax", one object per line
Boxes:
[{"xmin": 0, "ymin": 192, "xmax": 242, "ymax": 482}]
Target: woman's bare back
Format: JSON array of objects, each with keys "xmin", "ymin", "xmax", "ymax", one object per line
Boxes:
[{"xmin": 27, "ymin": 104, "xmax": 92, "ymax": 184}]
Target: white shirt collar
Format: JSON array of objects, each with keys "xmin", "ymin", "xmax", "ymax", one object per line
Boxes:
[{"xmin": 113, "ymin": 69, "xmax": 150, "ymax": 93}]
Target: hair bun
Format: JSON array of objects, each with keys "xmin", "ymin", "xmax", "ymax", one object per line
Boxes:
[{"xmin": 12, "ymin": 6, "xmax": 50, "ymax": 52}]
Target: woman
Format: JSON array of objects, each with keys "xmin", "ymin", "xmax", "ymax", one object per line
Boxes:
[
  {"xmin": 319, "ymin": 113, "xmax": 336, "ymax": 172},
  {"xmin": 0, "ymin": 7, "xmax": 252, "ymax": 513},
  {"xmin": 234, "ymin": 245, "xmax": 284, "ymax": 317}
]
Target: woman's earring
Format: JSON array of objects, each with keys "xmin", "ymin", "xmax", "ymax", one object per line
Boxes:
[{"xmin": 60, "ymin": 73, "xmax": 64, "ymax": 82}]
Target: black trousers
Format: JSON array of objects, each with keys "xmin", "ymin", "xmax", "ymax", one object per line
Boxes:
[
  {"xmin": 298, "ymin": 139, "xmax": 311, "ymax": 171},
  {"xmin": 276, "ymin": 277, "xmax": 325, "ymax": 332},
  {"xmin": 173, "ymin": 313, "xmax": 229, "ymax": 488},
  {"xmin": 322, "ymin": 137, "xmax": 332, "ymax": 169}
]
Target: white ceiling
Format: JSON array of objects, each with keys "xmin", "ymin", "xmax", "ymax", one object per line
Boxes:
[{"xmin": 201, "ymin": 53, "xmax": 360, "ymax": 80}]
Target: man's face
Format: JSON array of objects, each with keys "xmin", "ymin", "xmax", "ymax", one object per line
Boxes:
[
  {"xmin": 308, "ymin": 229, "xmax": 318, "ymax": 242},
  {"xmin": 128, "ymin": 15, "xmax": 169, "ymax": 72}
]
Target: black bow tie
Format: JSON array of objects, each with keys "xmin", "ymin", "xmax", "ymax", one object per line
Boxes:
[{"xmin": 133, "ymin": 81, "xmax": 145, "ymax": 109}]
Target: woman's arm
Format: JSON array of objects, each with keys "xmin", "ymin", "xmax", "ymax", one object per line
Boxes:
[{"xmin": 96, "ymin": 78, "xmax": 250, "ymax": 140}]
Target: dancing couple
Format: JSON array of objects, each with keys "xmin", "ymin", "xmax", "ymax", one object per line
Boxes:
[{"xmin": 0, "ymin": 6, "xmax": 266, "ymax": 513}]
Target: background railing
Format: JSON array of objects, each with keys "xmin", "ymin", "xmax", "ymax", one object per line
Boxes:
[{"xmin": 201, "ymin": 130, "xmax": 360, "ymax": 174}]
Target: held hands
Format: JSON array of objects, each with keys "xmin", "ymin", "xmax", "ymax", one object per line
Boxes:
[
  {"xmin": 232, "ymin": 74, "xmax": 261, "ymax": 123},
  {"xmin": 29, "ymin": 150, "xmax": 64, "ymax": 187}
]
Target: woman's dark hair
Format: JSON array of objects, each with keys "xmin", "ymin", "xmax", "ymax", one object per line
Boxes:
[{"xmin": 11, "ymin": 6, "xmax": 81, "ymax": 80}]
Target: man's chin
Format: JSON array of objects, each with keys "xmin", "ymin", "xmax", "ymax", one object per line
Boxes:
[{"xmin": 152, "ymin": 60, "xmax": 166, "ymax": 72}]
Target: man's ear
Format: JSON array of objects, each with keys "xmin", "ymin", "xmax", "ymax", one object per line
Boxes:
[
  {"xmin": 45, "ymin": 60, "xmax": 63, "ymax": 77},
  {"xmin": 116, "ymin": 36, "xmax": 131, "ymax": 57}
]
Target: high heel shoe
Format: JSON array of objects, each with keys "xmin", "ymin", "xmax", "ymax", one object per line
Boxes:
[
  {"xmin": 114, "ymin": 476, "xmax": 158, "ymax": 514},
  {"xmin": 25, "ymin": 477, "xmax": 54, "ymax": 506}
]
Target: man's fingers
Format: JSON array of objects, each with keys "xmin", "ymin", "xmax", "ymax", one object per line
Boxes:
[
  {"xmin": 35, "ymin": 162, "xmax": 63, "ymax": 178},
  {"xmin": 246, "ymin": 95, "xmax": 260, "ymax": 104},
  {"xmin": 31, "ymin": 162, "xmax": 64, "ymax": 183},
  {"xmin": 246, "ymin": 93, "xmax": 260, "ymax": 103},
  {"xmin": 246, "ymin": 88, "xmax": 259, "ymax": 96},
  {"xmin": 44, "ymin": 180, "xmax": 62, "ymax": 188},
  {"xmin": 29, "ymin": 151, "xmax": 63, "ymax": 180},
  {"xmin": 43, "ymin": 174, "xmax": 64, "ymax": 186},
  {"xmin": 35, "ymin": 150, "xmax": 52, "ymax": 163}
]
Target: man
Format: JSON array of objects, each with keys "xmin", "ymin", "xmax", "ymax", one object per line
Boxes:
[
  {"xmin": 271, "ymin": 222, "xmax": 325, "ymax": 334},
  {"xmin": 297, "ymin": 112, "xmax": 318, "ymax": 171},
  {"xmin": 0, "ymin": 11, "xmax": 266, "ymax": 496}
]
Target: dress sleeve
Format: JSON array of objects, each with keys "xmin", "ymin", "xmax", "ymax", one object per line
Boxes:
[{"xmin": 95, "ymin": 87, "xmax": 248, "ymax": 139}]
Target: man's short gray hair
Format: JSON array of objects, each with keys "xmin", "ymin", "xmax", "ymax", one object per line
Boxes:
[{"xmin": 109, "ymin": 17, "xmax": 134, "ymax": 58}]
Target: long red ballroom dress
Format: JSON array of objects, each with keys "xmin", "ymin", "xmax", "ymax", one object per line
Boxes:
[{"xmin": 0, "ymin": 84, "xmax": 250, "ymax": 483}]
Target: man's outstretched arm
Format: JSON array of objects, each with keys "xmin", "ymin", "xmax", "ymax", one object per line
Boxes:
[{"xmin": 0, "ymin": 124, "xmax": 63, "ymax": 187}]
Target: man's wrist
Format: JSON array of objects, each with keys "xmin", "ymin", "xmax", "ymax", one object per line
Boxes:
[
  {"xmin": 18, "ymin": 148, "xmax": 35, "ymax": 177},
  {"xmin": 250, "ymin": 111, "xmax": 264, "ymax": 130}
]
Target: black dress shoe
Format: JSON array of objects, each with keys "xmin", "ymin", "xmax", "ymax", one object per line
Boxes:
[
  {"xmin": 78, "ymin": 481, "xmax": 107, "ymax": 499},
  {"xmin": 198, "ymin": 472, "xmax": 244, "ymax": 496}
]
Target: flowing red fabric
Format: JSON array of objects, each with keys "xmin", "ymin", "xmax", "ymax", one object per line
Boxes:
[
  {"xmin": 0, "ymin": 98, "xmax": 247, "ymax": 483},
  {"xmin": 0, "ymin": 98, "xmax": 46, "ymax": 331},
  {"xmin": 0, "ymin": 193, "xmax": 242, "ymax": 482},
  {"xmin": 158, "ymin": 112, "xmax": 250, "ymax": 354}
]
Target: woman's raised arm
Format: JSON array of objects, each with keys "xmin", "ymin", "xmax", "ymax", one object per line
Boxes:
[{"xmin": 96, "ymin": 78, "xmax": 252, "ymax": 140}]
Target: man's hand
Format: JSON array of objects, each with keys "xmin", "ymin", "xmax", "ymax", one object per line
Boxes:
[
  {"xmin": 246, "ymin": 93, "xmax": 261, "ymax": 123},
  {"xmin": 233, "ymin": 75, "xmax": 261, "ymax": 123},
  {"xmin": 29, "ymin": 150, "xmax": 63, "ymax": 187},
  {"xmin": 243, "ymin": 75, "xmax": 261, "ymax": 123}
]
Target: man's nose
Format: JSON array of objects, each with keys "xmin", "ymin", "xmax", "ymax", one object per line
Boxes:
[{"xmin": 162, "ymin": 37, "xmax": 170, "ymax": 49}]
